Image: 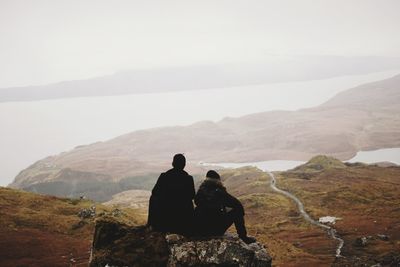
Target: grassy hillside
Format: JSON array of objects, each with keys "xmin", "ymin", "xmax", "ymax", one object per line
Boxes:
[
  {"xmin": 219, "ymin": 167, "xmax": 337, "ymax": 267},
  {"xmin": 10, "ymin": 74, "xmax": 400, "ymax": 200},
  {"xmin": 275, "ymin": 165, "xmax": 400, "ymax": 266},
  {"xmin": 290, "ymin": 155, "xmax": 346, "ymax": 173},
  {"xmin": 2, "ymin": 160, "xmax": 400, "ymax": 266},
  {"xmin": 218, "ymin": 163, "xmax": 400, "ymax": 266},
  {"xmin": 0, "ymin": 187, "xmax": 146, "ymax": 267}
]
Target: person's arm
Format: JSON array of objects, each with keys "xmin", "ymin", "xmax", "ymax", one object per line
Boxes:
[
  {"xmin": 194, "ymin": 181, "xmax": 212, "ymax": 207},
  {"xmin": 148, "ymin": 173, "xmax": 165, "ymax": 227},
  {"xmin": 223, "ymin": 192, "xmax": 245, "ymax": 216},
  {"xmin": 147, "ymin": 194, "xmax": 156, "ymax": 226},
  {"xmin": 194, "ymin": 185, "xmax": 203, "ymax": 206},
  {"xmin": 151, "ymin": 173, "xmax": 165, "ymax": 196},
  {"xmin": 189, "ymin": 175, "xmax": 195, "ymax": 200}
]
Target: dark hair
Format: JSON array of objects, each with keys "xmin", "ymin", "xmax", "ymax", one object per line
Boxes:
[
  {"xmin": 206, "ymin": 170, "xmax": 220, "ymax": 180},
  {"xmin": 172, "ymin": 154, "xmax": 186, "ymax": 170}
]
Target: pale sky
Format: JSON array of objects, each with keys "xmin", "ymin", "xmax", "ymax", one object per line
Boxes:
[{"xmin": 1, "ymin": 0, "xmax": 400, "ymax": 87}]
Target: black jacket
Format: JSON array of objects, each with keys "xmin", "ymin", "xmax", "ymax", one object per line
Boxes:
[
  {"xmin": 194, "ymin": 178, "xmax": 244, "ymax": 235},
  {"xmin": 148, "ymin": 168, "xmax": 195, "ymax": 235}
]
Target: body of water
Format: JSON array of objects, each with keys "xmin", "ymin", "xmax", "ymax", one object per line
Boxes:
[
  {"xmin": 203, "ymin": 161, "xmax": 345, "ymax": 257},
  {"xmin": 348, "ymin": 148, "xmax": 400, "ymax": 165},
  {"xmin": 202, "ymin": 160, "xmax": 305, "ymax": 172},
  {"xmin": 204, "ymin": 147, "xmax": 400, "ymax": 172},
  {"xmin": 0, "ymin": 70, "xmax": 399, "ymax": 185},
  {"xmin": 202, "ymin": 147, "xmax": 400, "ymax": 258}
]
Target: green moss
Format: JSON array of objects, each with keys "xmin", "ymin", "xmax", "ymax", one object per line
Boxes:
[{"xmin": 291, "ymin": 155, "xmax": 346, "ymax": 173}]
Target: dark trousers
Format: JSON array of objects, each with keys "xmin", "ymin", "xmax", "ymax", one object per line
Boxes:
[
  {"xmin": 194, "ymin": 207, "xmax": 247, "ymax": 237},
  {"xmin": 148, "ymin": 195, "xmax": 194, "ymax": 236}
]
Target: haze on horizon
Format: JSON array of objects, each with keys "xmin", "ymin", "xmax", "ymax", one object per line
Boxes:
[
  {"xmin": 1, "ymin": 0, "xmax": 400, "ymax": 87},
  {"xmin": 1, "ymin": 0, "xmax": 400, "ymax": 185}
]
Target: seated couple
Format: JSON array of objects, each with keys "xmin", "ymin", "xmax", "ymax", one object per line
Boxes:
[{"xmin": 147, "ymin": 154, "xmax": 256, "ymax": 244}]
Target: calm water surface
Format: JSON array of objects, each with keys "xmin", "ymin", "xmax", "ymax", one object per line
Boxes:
[{"xmin": 1, "ymin": 70, "xmax": 399, "ymax": 185}]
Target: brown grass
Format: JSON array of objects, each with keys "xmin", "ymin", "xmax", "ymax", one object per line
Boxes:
[
  {"xmin": 0, "ymin": 187, "xmax": 146, "ymax": 267},
  {"xmin": 219, "ymin": 165, "xmax": 400, "ymax": 266}
]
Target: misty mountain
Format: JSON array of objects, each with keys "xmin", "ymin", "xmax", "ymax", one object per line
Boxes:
[
  {"xmin": 1, "ymin": 56, "xmax": 400, "ymax": 102},
  {"xmin": 9, "ymin": 73, "xmax": 400, "ymax": 200}
]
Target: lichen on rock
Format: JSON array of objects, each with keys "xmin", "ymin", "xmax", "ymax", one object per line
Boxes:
[{"xmin": 90, "ymin": 219, "xmax": 271, "ymax": 267}]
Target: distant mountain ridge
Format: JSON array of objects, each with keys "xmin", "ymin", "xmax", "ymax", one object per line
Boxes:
[
  {"xmin": 9, "ymin": 73, "xmax": 400, "ymax": 201},
  {"xmin": 2, "ymin": 56, "xmax": 400, "ymax": 102}
]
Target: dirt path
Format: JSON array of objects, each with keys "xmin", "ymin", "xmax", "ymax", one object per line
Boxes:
[{"xmin": 266, "ymin": 171, "xmax": 344, "ymax": 257}]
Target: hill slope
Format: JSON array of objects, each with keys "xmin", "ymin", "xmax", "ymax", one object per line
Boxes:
[
  {"xmin": 2, "ymin": 56, "xmax": 400, "ymax": 102},
  {"xmin": 275, "ymin": 164, "xmax": 400, "ymax": 266},
  {"xmin": 9, "ymin": 74, "xmax": 400, "ymax": 200},
  {"xmin": 0, "ymin": 187, "xmax": 145, "ymax": 267},
  {"xmin": 290, "ymin": 155, "xmax": 347, "ymax": 173},
  {"xmin": 2, "ymin": 160, "xmax": 400, "ymax": 266},
  {"xmin": 208, "ymin": 162, "xmax": 400, "ymax": 266}
]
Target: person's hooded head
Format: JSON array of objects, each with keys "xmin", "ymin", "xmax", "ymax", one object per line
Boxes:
[
  {"xmin": 172, "ymin": 154, "xmax": 186, "ymax": 170},
  {"xmin": 205, "ymin": 170, "xmax": 224, "ymax": 187},
  {"xmin": 206, "ymin": 170, "xmax": 220, "ymax": 180}
]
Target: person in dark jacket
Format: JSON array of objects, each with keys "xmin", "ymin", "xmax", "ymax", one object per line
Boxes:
[
  {"xmin": 194, "ymin": 170, "xmax": 256, "ymax": 244},
  {"xmin": 147, "ymin": 154, "xmax": 195, "ymax": 236}
]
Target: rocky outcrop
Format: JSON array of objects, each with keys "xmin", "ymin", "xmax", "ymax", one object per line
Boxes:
[
  {"xmin": 166, "ymin": 233, "xmax": 271, "ymax": 267},
  {"xmin": 89, "ymin": 219, "xmax": 272, "ymax": 267}
]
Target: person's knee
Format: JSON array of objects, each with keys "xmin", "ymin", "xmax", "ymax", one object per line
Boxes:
[
  {"xmin": 238, "ymin": 206, "xmax": 245, "ymax": 217},
  {"xmin": 231, "ymin": 206, "xmax": 244, "ymax": 217}
]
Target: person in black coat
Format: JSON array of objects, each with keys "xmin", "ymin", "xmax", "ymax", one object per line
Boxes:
[
  {"xmin": 194, "ymin": 170, "xmax": 256, "ymax": 244},
  {"xmin": 147, "ymin": 154, "xmax": 195, "ymax": 236}
]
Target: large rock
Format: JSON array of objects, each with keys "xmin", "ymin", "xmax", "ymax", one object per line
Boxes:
[{"xmin": 90, "ymin": 219, "xmax": 272, "ymax": 267}]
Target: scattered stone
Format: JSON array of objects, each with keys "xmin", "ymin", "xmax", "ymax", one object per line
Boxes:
[
  {"xmin": 377, "ymin": 234, "xmax": 389, "ymax": 241},
  {"xmin": 71, "ymin": 220, "xmax": 87, "ymax": 230},
  {"xmin": 318, "ymin": 216, "xmax": 339, "ymax": 225},
  {"xmin": 380, "ymin": 252, "xmax": 400, "ymax": 265},
  {"xmin": 333, "ymin": 252, "xmax": 400, "ymax": 267},
  {"xmin": 111, "ymin": 208, "xmax": 123, "ymax": 217},
  {"xmin": 78, "ymin": 205, "xmax": 96, "ymax": 219},
  {"xmin": 293, "ymin": 241, "xmax": 302, "ymax": 248},
  {"xmin": 354, "ymin": 237, "xmax": 369, "ymax": 247}
]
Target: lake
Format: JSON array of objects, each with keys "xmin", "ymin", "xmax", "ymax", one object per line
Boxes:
[
  {"xmin": 201, "ymin": 160, "xmax": 305, "ymax": 172},
  {"xmin": 0, "ymin": 69, "xmax": 399, "ymax": 185},
  {"xmin": 348, "ymin": 148, "xmax": 400, "ymax": 165},
  {"xmin": 203, "ymin": 148, "xmax": 400, "ymax": 172}
]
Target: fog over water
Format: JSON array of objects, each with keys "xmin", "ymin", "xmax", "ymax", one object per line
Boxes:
[
  {"xmin": 1, "ymin": 0, "xmax": 400, "ymax": 186},
  {"xmin": 0, "ymin": 70, "xmax": 399, "ymax": 186},
  {"xmin": 202, "ymin": 148, "xmax": 400, "ymax": 172},
  {"xmin": 201, "ymin": 160, "xmax": 306, "ymax": 172},
  {"xmin": 1, "ymin": 0, "xmax": 400, "ymax": 87}
]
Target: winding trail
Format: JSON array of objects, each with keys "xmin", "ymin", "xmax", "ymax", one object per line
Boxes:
[
  {"xmin": 265, "ymin": 171, "xmax": 344, "ymax": 257},
  {"xmin": 201, "ymin": 161, "xmax": 344, "ymax": 257}
]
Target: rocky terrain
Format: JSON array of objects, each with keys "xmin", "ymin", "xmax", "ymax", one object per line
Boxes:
[
  {"xmin": 239, "ymin": 157, "xmax": 400, "ymax": 266},
  {"xmin": 0, "ymin": 187, "xmax": 146, "ymax": 267},
  {"xmin": 191, "ymin": 157, "xmax": 400, "ymax": 266},
  {"xmin": 90, "ymin": 219, "xmax": 271, "ymax": 267},
  {"xmin": 274, "ymin": 160, "xmax": 400, "ymax": 266},
  {"xmin": 9, "ymin": 74, "xmax": 400, "ymax": 202},
  {"xmin": 103, "ymin": 189, "xmax": 151, "ymax": 209},
  {"xmin": 1, "ymin": 156, "xmax": 400, "ymax": 266}
]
